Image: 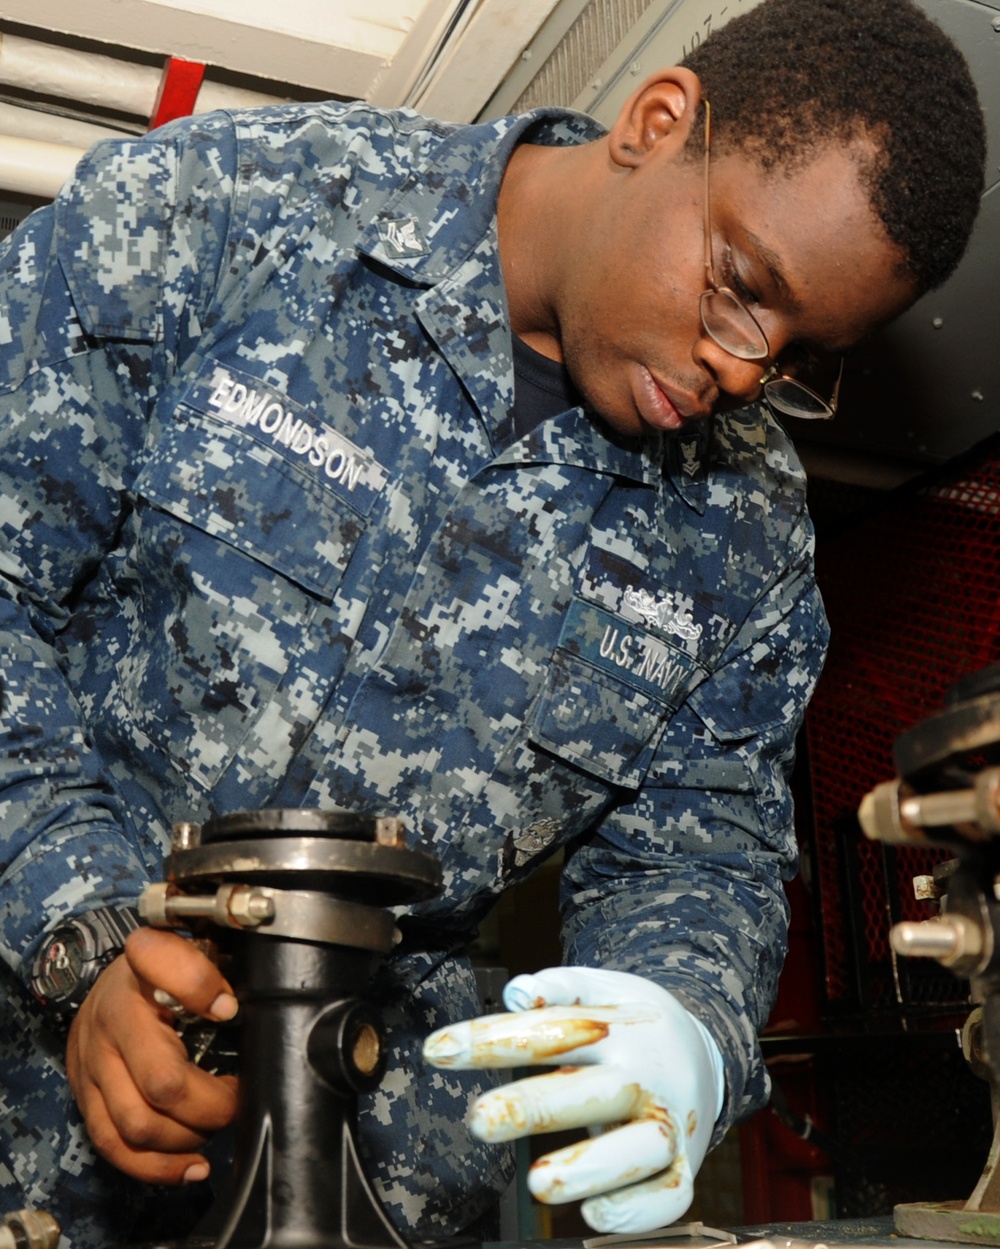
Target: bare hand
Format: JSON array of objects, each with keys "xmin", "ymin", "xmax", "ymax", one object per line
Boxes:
[{"xmin": 66, "ymin": 926, "xmax": 239, "ymax": 1185}]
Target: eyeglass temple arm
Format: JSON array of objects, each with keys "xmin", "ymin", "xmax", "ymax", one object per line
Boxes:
[
  {"xmin": 703, "ymin": 99, "xmax": 714, "ymax": 290},
  {"xmin": 829, "ymin": 356, "xmax": 845, "ymax": 412}
]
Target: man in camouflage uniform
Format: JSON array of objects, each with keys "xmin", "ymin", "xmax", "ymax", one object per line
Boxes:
[{"xmin": 0, "ymin": 0, "xmax": 985, "ymax": 1243}]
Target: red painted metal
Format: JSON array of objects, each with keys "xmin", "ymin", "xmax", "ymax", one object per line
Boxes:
[{"xmin": 150, "ymin": 56, "xmax": 206, "ymax": 129}]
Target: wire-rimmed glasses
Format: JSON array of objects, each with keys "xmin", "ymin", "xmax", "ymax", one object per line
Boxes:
[{"xmin": 699, "ymin": 99, "xmax": 842, "ymax": 421}]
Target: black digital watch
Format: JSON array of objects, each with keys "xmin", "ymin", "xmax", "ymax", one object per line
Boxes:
[{"xmin": 30, "ymin": 906, "xmax": 141, "ymax": 1014}]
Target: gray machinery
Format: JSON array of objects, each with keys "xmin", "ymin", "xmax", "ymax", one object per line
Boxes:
[{"xmin": 860, "ymin": 666, "xmax": 1000, "ymax": 1245}]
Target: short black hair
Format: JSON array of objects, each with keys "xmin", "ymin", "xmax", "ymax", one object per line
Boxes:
[{"xmin": 682, "ymin": 0, "xmax": 985, "ymax": 294}]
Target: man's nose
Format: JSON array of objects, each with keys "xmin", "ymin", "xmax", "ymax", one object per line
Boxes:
[
  {"xmin": 694, "ymin": 319, "xmax": 774, "ymax": 397},
  {"xmin": 695, "ymin": 334, "xmax": 768, "ymax": 404}
]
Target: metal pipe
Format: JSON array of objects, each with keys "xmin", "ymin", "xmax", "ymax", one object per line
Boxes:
[
  {"xmin": 0, "ymin": 101, "xmax": 129, "ymax": 149},
  {"xmin": 0, "ymin": 32, "xmax": 160, "ymax": 116},
  {"xmin": 900, "ymin": 789, "xmax": 978, "ymax": 828},
  {"xmin": 0, "ymin": 32, "xmax": 286, "ymax": 122},
  {"xmin": 891, "ymin": 914, "xmax": 986, "ymax": 967},
  {"xmin": 0, "ymin": 133, "xmax": 84, "ymax": 198}
]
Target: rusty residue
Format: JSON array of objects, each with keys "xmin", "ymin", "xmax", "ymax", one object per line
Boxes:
[
  {"xmin": 529, "ymin": 1140, "xmax": 592, "ymax": 1202},
  {"xmin": 634, "ymin": 1093, "xmax": 678, "ymax": 1133},
  {"xmin": 512, "ymin": 1017, "xmax": 610, "ymax": 1059},
  {"xmin": 425, "ymin": 1029, "xmax": 460, "ymax": 1065},
  {"xmin": 551, "ymin": 1139, "xmax": 591, "ymax": 1164},
  {"xmin": 470, "ymin": 1093, "xmax": 529, "ymax": 1136},
  {"xmin": 686, "ymin": 1109, "xmax": 697, "ymax": 1137}
]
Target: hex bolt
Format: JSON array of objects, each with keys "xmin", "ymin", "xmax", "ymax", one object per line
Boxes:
[
  {"xmin": 860, "ymin": 768, "xmax": 1000, "ymax": 844},
  {"xmin": 374, "ymin": 817, "xmax": 406, "ymax": 848},
  {"xmin": 152, "ymin": 988, "xmax": 186, "ymax": 1014},
  {"xmin": 171, "ymin": 821, "xmax": 201, "ymax": 851},
  {"xmin": 139, "ymin": 884, "xmax": 275, "ymax": 929},
  {"xmin": 992, "ymin": 14, "xmax": 1000, "ymax": 31},
  {"xmin": 858, "ymin": 779, "xmax": 922, "ymax": 844},
  {"xmin": 226, "ymin": 887, "xmax": 276, "ymax": 926},
  {"xmin": 138, "ymin": 881, "xmax": 172, "ymax": 927},
  {"xmin": 0, "ymin": 1210, "xmax": 61, "ymax": 1249}
]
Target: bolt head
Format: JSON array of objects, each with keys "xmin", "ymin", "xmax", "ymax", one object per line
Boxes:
[
  {"xmin": 913, "ymin": 874, "xmax": 939, "ymax": 900},
  {"xmin": 374, "ymin": 817, "xmax": 406, "ymax": 847},
  {"xmin": 227, "ymin": 887, "xmax": 275, "ymax": 926},
  {"xmin": 171, "ymin": 821, "xmax": 201, "ymax": 851}
]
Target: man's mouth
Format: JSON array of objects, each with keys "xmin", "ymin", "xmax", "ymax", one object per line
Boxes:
[{"xmin": 634, "ymin": 367, "xmax": 705, "ymax": 431}]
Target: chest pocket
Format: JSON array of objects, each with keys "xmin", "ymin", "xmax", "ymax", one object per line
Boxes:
[
  {"xmin": 112, "ymin": 406, "xmax": 371, "ymax": 791},
  {"xmin": 529, "ymin": 598, "xmax": 709, "ymax": 789}
]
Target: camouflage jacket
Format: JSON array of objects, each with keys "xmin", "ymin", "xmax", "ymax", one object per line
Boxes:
[{"xmin": 0, "ymin": 102, "xmax": 828, "ymax": 1241}]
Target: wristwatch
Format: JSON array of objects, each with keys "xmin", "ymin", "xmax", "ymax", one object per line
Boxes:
[{"xmin": 30, "ymin": 906, "xmax": 141, "ymax": 1014}]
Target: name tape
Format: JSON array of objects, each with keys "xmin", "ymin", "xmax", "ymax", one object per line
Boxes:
[{"xmin": 197, "ymin": 365, "xmax": 388, "ymax": 508}]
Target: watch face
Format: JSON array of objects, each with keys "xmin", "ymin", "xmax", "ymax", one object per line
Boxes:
[
  {"xmin": 36, "ymin": 930, "xmax": 88, "ymax": 1002},
  {"xmin": 31, "ymin": 907, "xmax": 139, "ymax": 1011}
]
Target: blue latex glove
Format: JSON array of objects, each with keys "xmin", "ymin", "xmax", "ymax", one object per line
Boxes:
[{"xmin": 423, "ymin": 966, "xmax": 725, "ymax": 1233}]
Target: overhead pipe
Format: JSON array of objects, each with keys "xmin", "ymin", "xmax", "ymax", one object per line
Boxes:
[
  {"xmin": 0, "ymin": 101, "xmax": 129, "ymax": 200},
  {"xmin": 0, "ymin": 31, "xmax": 287, "ymax": 124},
  {"xmin": 0, "ymin": 32, "xmax": 293, "ymax": 198},
  {"xmin": 0, "ymin": 100, "xmax": 129, "ymax": 149},
  {"xmin": 0, "ymin": 133, "xmax": 85, "ymax": 199}
]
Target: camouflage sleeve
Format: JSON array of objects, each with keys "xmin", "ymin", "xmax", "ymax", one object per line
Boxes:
[
  {"xmin": 0, "ymin": 116, "xmax": 235, "ymax": 977},
  {"xmin": 559, "ymin": 542, "xmax": 828, "ymax": 1139}
]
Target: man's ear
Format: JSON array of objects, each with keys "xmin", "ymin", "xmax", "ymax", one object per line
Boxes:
[{"xmin": 608, "ymin": 67, "xmax": 702, "ymax": 169}]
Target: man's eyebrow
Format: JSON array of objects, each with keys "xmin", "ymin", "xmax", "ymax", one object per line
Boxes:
[{"xmin": 744, "ymin": 228, "xmax": 803, "ymax": 316}]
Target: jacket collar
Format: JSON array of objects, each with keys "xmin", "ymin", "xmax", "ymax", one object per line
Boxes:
[
  {"xmin": 359, "ymin": 110, "xmax": 601, "ymax": 284},
  {"xmin": 357, "ymin": 110, "xmax": 600, "ymax": 456},
  {"xmin": 356, "ymin": 108, "xmax": 725, "ymax": 503}
]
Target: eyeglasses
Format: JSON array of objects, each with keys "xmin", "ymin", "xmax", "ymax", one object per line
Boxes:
[{"xmin": 699, "ymin": 99, "xmax": 842, "ymax": 421}]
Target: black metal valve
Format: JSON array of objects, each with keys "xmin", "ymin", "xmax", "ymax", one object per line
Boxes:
[{"xmin": 138, "ymin": 809, "xmax": 441, "ymax": 1249}]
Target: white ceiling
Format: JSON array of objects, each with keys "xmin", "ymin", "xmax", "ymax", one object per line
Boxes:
[{"xmin": 0, "ymin": 0, "xmax": 564, "ymax": 120}]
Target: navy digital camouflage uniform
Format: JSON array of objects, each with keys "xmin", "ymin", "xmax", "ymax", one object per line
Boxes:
[{"xmin": 0, "ymin": 99, "xmax": 828, "ymax": 1246}]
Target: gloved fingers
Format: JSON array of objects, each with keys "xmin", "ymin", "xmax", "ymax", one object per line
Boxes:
[
  {"xmin": 424, "ymin": 1004, "xmax": 633, "ymax": 1070},
  {"xmin": 580, "ymin": 1159, "xmax": 696, "ymax": 1234},
  {"xmin": 504, "ymin": 967, "xmax": 656, "ymax": 1013},
  {"xmin": 467, "ymin": 1064, "xmax": 646, "ymax": 1141},
  {"xmin": 527, "ymin": 1119, "xmax": 678, "ymax": 1205}
]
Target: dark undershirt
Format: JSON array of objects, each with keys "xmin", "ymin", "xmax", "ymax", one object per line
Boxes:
[{"xmin": 511, "ymin": 333, "xmax": 582, "ymax": 439}]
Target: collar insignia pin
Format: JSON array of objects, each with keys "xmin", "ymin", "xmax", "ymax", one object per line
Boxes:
[
  {"xmin": 680, "ymin": 441, "xmax": 700, "ymax": 478},
  {"xmin": 379, "ymin": 216, "xmax": 427, "ymax": 260}
]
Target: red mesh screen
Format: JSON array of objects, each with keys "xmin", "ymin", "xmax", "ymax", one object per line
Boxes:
[{"xmin": 805, "ymin": 438, "xmax": 1000, "ymax": 1008}]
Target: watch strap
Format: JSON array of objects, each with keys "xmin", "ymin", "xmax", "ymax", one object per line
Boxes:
[{"xmin": 88, "ymin": 904, "xmax": 142, "ymax": 951}]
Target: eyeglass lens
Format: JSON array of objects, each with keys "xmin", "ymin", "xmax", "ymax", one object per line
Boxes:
[
  {"xmin": 764, "ymin": 377, "xmax": 834, "ymax": 419},
  {"xmin": 701, "ymin": 99, "xmax": 839, "ymax": 420},
  {"xmin": 699, "ymin": 290, "xmax": 768, "ymax": 361}
]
